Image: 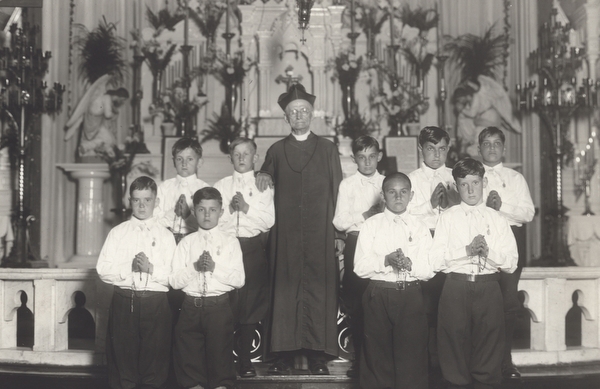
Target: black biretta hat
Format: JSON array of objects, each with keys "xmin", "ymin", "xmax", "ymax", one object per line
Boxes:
[{"xmin": 277, "ymin": 83, "xmax": 316, "ymax": 111}]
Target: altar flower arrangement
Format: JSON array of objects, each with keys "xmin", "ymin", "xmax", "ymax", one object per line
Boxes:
[
  {"xmin": 398, "ymin": 5, "xmax": 438, "ymax": 80},
  {"xmin": 130, "ymin": 30, "xmax": 177, "ymax": 84},
  {"xmin": 327, "ymin": 50, "xmax": 363, "ymax": 90},
  {"xmin": 189, "ymin": 0, "xmax": 230, "ymax": 47},
  {"xmin": 157, "ymin": 80, "xmax": 208, "ymax": 135}
]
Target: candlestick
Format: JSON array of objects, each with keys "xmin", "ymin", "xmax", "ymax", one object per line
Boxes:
[
  {"xmin": 350, "ymin": 0, "xmax": 355, "ymax": 34},
  {"xmin": 184, "ymin": 0, "xmax": 189, "ymax": 45},
  {"xmin": 226, "ymin": 0, "xmax": 230, "ymax": 35}
]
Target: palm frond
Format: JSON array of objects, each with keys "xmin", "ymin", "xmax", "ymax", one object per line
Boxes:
[
  {"xmin": 74, "ymin": 17, "xmax": 127, "ymax": 84},
  {"xmin": 444, "ymin": 24, "xmax": 506, "ymax": 83},
  {"xmin": 146, "ymin": 6, "xmax": 185, "ymax": 36},
  {"xmin": 399, "ymin": 5, "xmax": 438, "ymax": 32}
]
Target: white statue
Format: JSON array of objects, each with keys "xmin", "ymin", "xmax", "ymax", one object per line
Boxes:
[
  {"xmin": 64, "ymin": 74, "xmax": 129, "ymax": 159},
  {"xmin": 453, "ymin": 75, "xmax": 521, "ymax": 157}
]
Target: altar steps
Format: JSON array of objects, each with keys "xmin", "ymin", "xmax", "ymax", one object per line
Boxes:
[{"xmin": 0, "ymin": 361, "xmax": 599, "ymax": 389}]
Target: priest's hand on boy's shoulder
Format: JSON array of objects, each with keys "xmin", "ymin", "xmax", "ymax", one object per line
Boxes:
[{"xmin": 255, "ymin": 172, "xmax": 273, "ymax": 192}]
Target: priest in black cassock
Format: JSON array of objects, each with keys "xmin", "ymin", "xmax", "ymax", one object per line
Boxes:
[{"xmin": 256, "ymin": 83, "xmax": 344, "ymax": 375}]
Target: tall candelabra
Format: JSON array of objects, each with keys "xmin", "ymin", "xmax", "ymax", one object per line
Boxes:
[
  {"xmin": 0, "ymin": 17, "xmax": 64, "ymax": 267},
  {"xmin": 515, "ymin": 9, "xmax": 596, "ymax": 265}
]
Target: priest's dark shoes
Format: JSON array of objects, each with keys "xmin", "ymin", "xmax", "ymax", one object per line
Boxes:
[
  {"xmin": 502, "ymin": 363, "xmax": 521, "ymax": 379},
  {"xmin": 346, "ymin": 361, "xmax": 358, "ymax": 378},
  {"xmin": 267, "ymin": 359, "xmax": 292, "ymax": 375},
  {"xmin": 309, "ymin": 361, "xmax": 330, "ymax": 375}
]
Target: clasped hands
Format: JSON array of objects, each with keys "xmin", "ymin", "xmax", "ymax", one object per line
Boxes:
[
  {"xmin": 466, "ymin": 234, "xmax": 489, "ymax": 258},
  {"xmin": 132, "ymin": 252, "xmax": 153, "ymax": 274},
  {"xmin": 174, "ymin": 194, "xmax": 191, "ymax": 218},
  {"xmin": 385, "ymin": 248, "xmax": 412, "ymax": 272},
  {"xmin": 229, "ymin": 191, "xmax": 249, "ymax": 214},
  {"xmin": 486, "ymin": 190, "xmax": 502, "ymax": 211},
  {"xmin": 430, "ymin": 182, "xmax": 459, "ymax": 209},
  {"xmin": 194, "ymin": 250, "xmax": 215, "ymax": 273}
]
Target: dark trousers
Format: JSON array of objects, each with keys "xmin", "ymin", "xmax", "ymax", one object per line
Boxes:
[
  {"xmin": 106, "ymin": 287, "xmax": 172, "ymax": 389},
  {"xmin": 438, "ymin": 274, "xmax": 504, "ymax": 389},
  {"xmin": 231, "ymin": 234, "xmax": 269, "ymax": 367},
  {"xmin": 173, "ymin": 294, "xmax": 236, "ymax": 389},
  {"xmin": 341, "ymin": 232, "xmax": 369, "ymax": 365},
  {"xmin": 360, "ymin": 281, "xmax": 429, "ymax": 389},
  {"xmin": 500, "ymin": 225, "xmax": 526, "ymax": 366}
]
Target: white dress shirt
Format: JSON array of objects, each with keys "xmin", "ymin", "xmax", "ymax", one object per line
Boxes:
[
  {"xmin": 430, "ymin": 202, "xmax": 518, "ymax": 275},
  {"xmin": 96, "ymin": 216, "xmax": 177, "ymax": 292},
  {"xmin": 155, "ymin": 174, "xmax": 210, "ymax": 234},
  {"xmin": 169, "ymin": 227, "xmax": 244, "ymax": 297},
  {"xmin": 213, "ymin": 170, "xmax": 275, "ymax": 238},
  {"xmin": 407, "ymin": 162, "xmax": 455, "ymax": 230},
  {"xmin": 483, "ymin": 162, "xmax": 535, "ymax": 226},
  {"xmin": 333, "ymin": 171, "xmax": 385, "ymax": 233},
  {"xmin": 354, "ymin": 208, "xmax": 435, "ymax": 282}
]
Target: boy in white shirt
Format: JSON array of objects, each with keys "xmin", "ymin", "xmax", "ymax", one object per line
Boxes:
[
  {"xmin": 333, "ymin": 135, "xmax": 384, "ymax": 378},
  {"xmin": 155, "ymin": 137, "xmax": 210, "ymax": 240},
  {"xmin": 170, "ymin": 187, "xmax": 244, "ymax": 389},
  {"xmin": 430, "ymin": 158, "xmax": 518, "ymax": 389},
  {"xmin": 213, "ymin": 137, "xmax": 275, "ymax": 378},
  {"xmin": 354, "ymin": 172, "xmax": 433, "ymax": 389},
  {"xmin": 97, "ymin": 176, "xmax": 177, "ymax": 389},
  {"xmin": 479, "ymin": 126, "xmax": 535, "ymax": 379},
  {"xmin": 407, "ymin": 126, "xmax": 459, "ymax": 368}
]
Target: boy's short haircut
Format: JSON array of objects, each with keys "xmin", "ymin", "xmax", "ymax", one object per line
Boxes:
[
  {"xmin": 478, "ymin": 126, "xmax": 505, "ymax": 145},
  {"xmin": 418, "ymin": 126, "xmax": 450, "ymax": 147},
  {"xmin": 351, "ymin": 135, "xmax": 380, "ymax": 154},
  {"xmin": 193, "ymin": 187, "xmax": 223, "ymax": 206},
  {"xmin": 172, "ymin": 137, "xmax": 203, "ymax": 159},
  {"xmin": 452, "ymin": 157, "xmax": 485, "ymax": 180},
  {"xmin": 228, "ymin": 137, "xmax": 257, "ymax": 155},
  {"xmin": 382, "ymin": 172, "xmax": 412, "ymax": 191},
  {"xmin": 129, "ymin": 176, "xmax": 157, "ymax": 196}
]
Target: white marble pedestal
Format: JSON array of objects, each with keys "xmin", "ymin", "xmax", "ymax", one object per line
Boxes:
[{"xmin": 57, "ymin": 163, "xmax": 111, "ymax": 268}]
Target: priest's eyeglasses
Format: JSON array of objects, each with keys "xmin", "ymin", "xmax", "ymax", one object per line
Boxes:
[{"xmin": 289, "ymin": 107, "xmax": 311, "ymax": 117}]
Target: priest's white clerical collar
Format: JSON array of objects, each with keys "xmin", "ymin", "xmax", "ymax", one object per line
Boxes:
[{"xmin": 291, "ymin": 131, "xmax": 311, "ymax": 141}]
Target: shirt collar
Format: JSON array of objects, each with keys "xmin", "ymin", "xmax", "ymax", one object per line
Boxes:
[
  {"xmin": 357, "ymin": 170, "xmax": 381, "ymax": 185},
  {"xmin": 130, "ymin": 215, "xmax": 157, "ymax": 229},
  {"xmin": 176, "ymin": 174, "xmax": 197, "ymax": 186},
  {"xmin": 232, "ymin": 170, "xmax": 255, "ymax": 182},
  {"xmin": 484, "ymin": 162, "xmax": 504, "ymax": 173},
  {"xmin": 383, "ymin": 207, "xmax": 408, "ymax": 223},
  {"xmin": 291, "ymin": 131, "xmax": 311, "ymax": 141},
  {"xmin": 421, "ymin": 162, "xmax": 447, "ymax": 178},
  {"xmin": 459, "ymin": 201, "xmax": 487, "ymax": 214}
]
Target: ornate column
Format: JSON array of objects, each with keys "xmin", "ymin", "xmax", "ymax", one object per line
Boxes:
[
  {"xmin": 585, "ymin": 0, "xmax": 600, "ymax": 81},
  {"xmin": 328, "ymin": 5, "xmax": 345, "ymax": 118},
  {"xmin": 257, "ymin": 31, "xmax": 273, "ymax": 118},
  {"xmin": 57, "ymin": 164, "xmax": 111, "ymax": 268}
]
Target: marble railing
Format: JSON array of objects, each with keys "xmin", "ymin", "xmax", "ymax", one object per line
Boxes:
[{"xmin": 0, "ymin": 267, "xmax": 599, "ymax": 367}]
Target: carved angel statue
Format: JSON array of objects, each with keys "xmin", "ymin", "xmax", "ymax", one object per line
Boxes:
[
  {"xmin": 453, "ymin": 75, "xmax": 521, "ymax": 157},
  {"xmin": 64, "ymin": 74, "xmax": 129, "ymax": 159},
  {"xmin": 445, "ymin": 25, "xmax": 521, "ymax": 157}
]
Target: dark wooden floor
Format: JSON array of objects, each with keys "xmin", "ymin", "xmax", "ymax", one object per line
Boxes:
[{"xmin": 1, "ymin": 361, "xmax": 599, "ymax": 389}]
